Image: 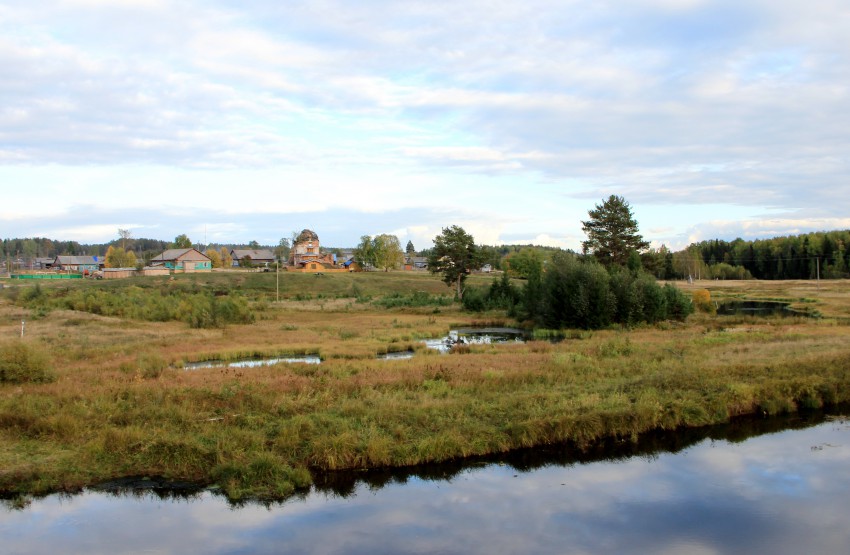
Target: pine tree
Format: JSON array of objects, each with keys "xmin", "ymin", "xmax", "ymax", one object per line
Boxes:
[{"xmin": 581, "ymin": 195, "xmax": 649, "ymax": 267}]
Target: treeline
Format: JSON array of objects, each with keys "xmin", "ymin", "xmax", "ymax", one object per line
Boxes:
[
  {"xmin": 1, "ymin": 237, "xmax": 169, "ymax": 260},
  {"xmin": 463, "ymin": 251, "xmax": 694, "ymax": 329},
  {"xmin": 669, "ymin": 230, "xmax": 850, "ymax": 280}
]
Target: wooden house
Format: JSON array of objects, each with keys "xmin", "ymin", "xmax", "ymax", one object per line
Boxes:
[
  {"xmin": 230, "ymin": 249, "xmax": 276, "ymax": 268},
  {"xmin": 53, "ymin": 255, "xmax": 102, "ymax": 273},
  {"xmin": 150, "ymin": 248, "xmax": 211, "ymax": 272}
]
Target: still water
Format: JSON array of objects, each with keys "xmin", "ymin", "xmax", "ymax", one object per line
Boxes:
[{"xmin": 3, "ymin": 414, "xmax": 849, "ymax": 555}]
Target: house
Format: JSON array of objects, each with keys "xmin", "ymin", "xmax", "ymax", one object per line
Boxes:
[
  {"xmin": 53, "ymin": 255, "xmax": 102, "ymax": 273},
  {"xmin": 150, "ymin": 248, "xmax": 211, "ymax": 272},
  {"xmin": 404, "ymin": 256, "xmax": 429, "ymax": 271},
  {"xmin": 35, "ymin": 257, "xmax": 55, "ymax": 270},
  {"xmin": 230, "ymin": 249, "xmax": 276, "ymax": 268},
  {"xmin": 342, "ymin": 258, "xmax": 362, "ymax": 272}
]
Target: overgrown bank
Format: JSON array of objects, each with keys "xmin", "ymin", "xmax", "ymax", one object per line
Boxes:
[{"xmin": 1, "ymin": 274, "xmax": 849, "ymax": 501}]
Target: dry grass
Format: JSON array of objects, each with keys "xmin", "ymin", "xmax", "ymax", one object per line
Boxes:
[{"xmin": 1, "ymin": 275, "xmax": 849, "ymax": 500}]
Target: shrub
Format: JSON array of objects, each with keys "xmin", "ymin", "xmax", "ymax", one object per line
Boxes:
[
  {"xmin": 664, "ymin": 284, "xmax": 695, "ymax": 320},
  {"xmin": 0, "ymin": 342, "xmax": 56, "ymax": 384},
  {"xmin": 692, "ymin": 289, "xmax": 715, "ymax": 313}
]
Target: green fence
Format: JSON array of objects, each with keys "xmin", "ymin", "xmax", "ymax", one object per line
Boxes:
[{"xmin": 10, "ymin": 273, "xmax": 83, "ymax": 280}]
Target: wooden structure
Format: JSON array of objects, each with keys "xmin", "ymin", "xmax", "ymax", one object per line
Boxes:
[
  {"xmin": 53, "ymin": 255, "xmax": 101, "ymax": 273},
  {"xmin": 150, "ymin": 248, "xmax": 212, "ymax": 272},
  {"xmin": 230, "ymin": 249, "xmax": 276, "ymax": 268}
]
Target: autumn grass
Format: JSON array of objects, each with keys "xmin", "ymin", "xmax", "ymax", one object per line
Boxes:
[{"xmin": 1, "ymin": 274, "xmax": 850, "ymax": 501}]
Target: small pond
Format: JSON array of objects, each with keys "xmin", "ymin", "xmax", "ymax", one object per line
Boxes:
[
  {"xmin": 183, "ymin": 355, "xmax": 321, "ymax": 369},
  {"xmin": 716, "ymin": 300, "xmax": 802, "ymax": 317},
  {"xmin": 3, "ymin": 412, "xmax": 848, "ymax": 554},
  {"xmin": 424, "ymin": 327, "xmax": 528, "ymax": 353}
]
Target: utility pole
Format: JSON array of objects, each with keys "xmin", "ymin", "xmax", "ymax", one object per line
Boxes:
[{"xmin": 276, "ymin": 261, "xmax": 280, "ymax": 302}]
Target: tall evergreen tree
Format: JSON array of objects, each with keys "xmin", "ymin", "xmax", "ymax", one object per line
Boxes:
[{"xmin": 581, "ymin": 195, "xmax": 649, "ymax": 266}]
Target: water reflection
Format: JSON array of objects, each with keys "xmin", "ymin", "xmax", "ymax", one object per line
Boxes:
[
  {"xmin": 716, "ymin": 300, "xmax": 800, "ymax": 316},
  {"xmin": 3, "ymin": 413, "xmax": 849, "ymax": 555},
  {"xmin": 424, "ymin": 327, "xmax": 528, "ymax": 353},
  {"xmin": 183, "ymin": 355, "xmax": 322, "ymax": 369}
]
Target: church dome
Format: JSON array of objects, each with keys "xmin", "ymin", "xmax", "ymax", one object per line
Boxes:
[{"xmin": 296, "ymin": 229, "xmax": 319, "ymax": 243}]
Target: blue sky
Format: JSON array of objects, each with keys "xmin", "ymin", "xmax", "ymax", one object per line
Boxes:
[{"xmin": 1, "ymin": 0, "xmax": 848, "ymax": 250}]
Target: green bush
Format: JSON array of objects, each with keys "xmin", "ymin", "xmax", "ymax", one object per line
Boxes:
[
  {"xmin": 521, "ymin": 252, "xmax": 693, "ymax": 330},
  {"xmin": 0, "ymin": 342, "xmax": 56, "ymax": 384},
  {"xmin": 16, "ymin": 283, "xmax": 255, "ymax": 329},
  {"xmin": 374, "ymin": 291, "xmax": 453, "ymax": 308},
  {"xmin": 664, "ymin": 284, "xmax": 694, "ymax": 320}
]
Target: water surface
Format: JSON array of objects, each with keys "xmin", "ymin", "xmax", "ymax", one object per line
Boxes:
[{"xmin": 3, "ymin": 414, "xmax": 848, "ymax": 554}]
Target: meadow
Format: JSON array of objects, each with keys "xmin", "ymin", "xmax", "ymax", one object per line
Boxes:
[{"xmin": 1, "ymin": 271, "xmax": 849, "ymax": 501}]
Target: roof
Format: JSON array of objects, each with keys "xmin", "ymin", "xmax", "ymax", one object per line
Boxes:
[
  {"xmin": 55, "ymin": 255, "xmax": 99, "ymax": 265},
  {"xmin": 231, "ymin": 249, "xmax": 275, "ymax": 261},
  {"xmin": 151, "ymin": 248, "xmax": 211, "ymax": 262}
]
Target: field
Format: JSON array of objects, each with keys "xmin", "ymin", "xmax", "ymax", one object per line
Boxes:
[{"xmin": 2, "ymin": 271, "xmax": 849, "ymax": 501}]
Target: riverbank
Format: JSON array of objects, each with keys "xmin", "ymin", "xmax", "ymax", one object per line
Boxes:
[{"xmin": 2, "ymin": 275, "xmax": 849, "ymax": 500}]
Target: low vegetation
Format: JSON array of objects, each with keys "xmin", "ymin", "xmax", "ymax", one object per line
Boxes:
[{"xmin": 1, "ymin": 271, "xmax": 849, "ymax": 501}]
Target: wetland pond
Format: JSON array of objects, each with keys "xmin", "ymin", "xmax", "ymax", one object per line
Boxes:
[
  {"xmin": 716, "ymin": 300, "xmax": 803, "ymax": 317},
  {"xmin": 3, "ymin": 412, "xmax": 849, "ymax": 555}
]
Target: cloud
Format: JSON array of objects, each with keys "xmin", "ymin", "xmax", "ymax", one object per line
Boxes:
[{"xmin": 1, "ymin": 0, "xmax": 849, "ymax": 249}]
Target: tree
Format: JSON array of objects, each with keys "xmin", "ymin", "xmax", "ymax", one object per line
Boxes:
[
  {"xmin": 205, "ymin": 248, "xmax": 223, "ymax": 268},
  {"xmin": 581, "ymin": 195, "xmax": 649, "ymax": 267},
  {"xmin": 275, "ymin": 238, "xmax": 291, "ymax": 263},
  {"xmin": 405, "ymin": 240, "xmax": 416, "ymax": 256},
  {"xmin": 428, "ymin": 225, "xmax": 483, "ymax": 300},
  {"xmin": 220, "ymin": 247, "xmax": 233, "ymax": 268},
  {"xmin": 118, "ymin": 229, "xmax": 132, "ymax": 251},
  {"xmin": 105, "ymin": 246, "xmax": 136, "ymax": 268},
  {"xmin": 506, "ymin": 247, "xmax": 545, "ymax": 278},
  {"xmin": 172, "ymin": 234, "xmax": 192, "ymax": 249},
  {"xmin": 354, "ymin": 235, "xmax": 375, "ymax": 268},
  {"xmin": 372, "ymin": 234, "xmax": 405, "ymax": 271}
]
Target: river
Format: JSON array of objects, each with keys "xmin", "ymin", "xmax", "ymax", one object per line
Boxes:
[{"xmin": 2, "ymin": 413, "xmax": 848, "ymax": 554}]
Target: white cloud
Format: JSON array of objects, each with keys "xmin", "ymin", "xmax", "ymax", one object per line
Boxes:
[{"xmin": 1, "ymin": 0, "xmax": 848, "ymax": 247}]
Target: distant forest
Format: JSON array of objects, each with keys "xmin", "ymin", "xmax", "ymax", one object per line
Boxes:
[
  {"xmin": 3, "ymin": 229, "xmax": 849, "ymax": 280},
  {"xmin": 668, "ymin": 229, "xmax": 850, "ymax": 280}
]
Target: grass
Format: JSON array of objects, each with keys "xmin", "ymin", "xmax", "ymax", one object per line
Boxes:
[{"xmin": 1, "ymin": 274, "xmax": 849, "ymax": 501}]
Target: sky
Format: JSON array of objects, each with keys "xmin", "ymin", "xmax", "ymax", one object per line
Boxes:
[{"xmin": 1, "ymin": 0, "xmax": 848, "ymax": 251}]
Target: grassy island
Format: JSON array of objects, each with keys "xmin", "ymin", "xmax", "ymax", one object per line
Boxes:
[{"xmin": 2, "ymin": 272, "xmax": 849, "ymax": 501}]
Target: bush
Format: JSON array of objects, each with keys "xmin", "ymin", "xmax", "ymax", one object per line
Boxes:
[
  {"xmin": 374, "ymin": 291, "xmax": 453, "ymax": 308},
  {"xmin": 0, "ymin": 342, "xmax": 56, "ymax": 384},
  {"xmin": 664, "ymin": 284, "xmax": 694, "ymax": 320},
  {"xmin": 461, "ymin": 273, "xmax": 522, "ymax": 313},
  {"xmin": 691, "ymin": 289, "xmax": 715, "ymax": 313},
  {"xmin": 526, "ymin": 252, "xmax": 693, "ymax": 330}
]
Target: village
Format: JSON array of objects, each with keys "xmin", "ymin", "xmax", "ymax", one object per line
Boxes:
[{"xmin": 4, "ymin": 229, "xmax": 432, "ymax": 280}]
